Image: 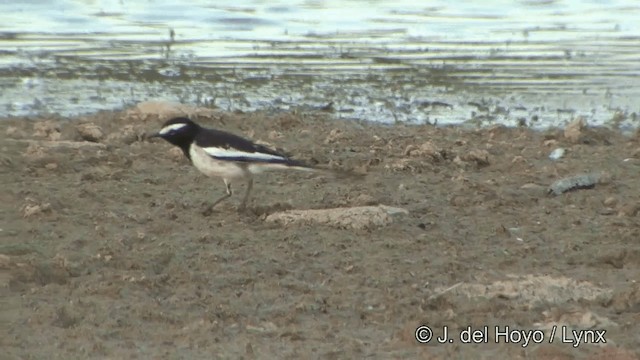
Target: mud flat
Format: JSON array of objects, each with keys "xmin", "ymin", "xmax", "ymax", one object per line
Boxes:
[{"xmin": 1, "ymin": 102, "xmax": 640, "ymax": 358}]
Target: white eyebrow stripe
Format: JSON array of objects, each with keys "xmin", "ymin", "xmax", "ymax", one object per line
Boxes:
[
  {"xmin": 202, "ymin": 146, "xmax": 286, "ymax": 162},
  {"xmin": 158, "ymin": 123, "xmax": 187, "ymax": 135}
]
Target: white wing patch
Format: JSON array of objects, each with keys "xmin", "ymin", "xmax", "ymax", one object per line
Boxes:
[
  {"xmin": 158, "ymin": 123, "xmax": 187, "ymax": 135},
  {"xmin": 202, "ymin": 146, "xmax": 286, "ymax": 162}
]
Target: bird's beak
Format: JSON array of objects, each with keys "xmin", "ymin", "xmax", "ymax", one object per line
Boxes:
[{"xmin": 147, "ymin": 132, "xmax": 161, "ymax": 139}]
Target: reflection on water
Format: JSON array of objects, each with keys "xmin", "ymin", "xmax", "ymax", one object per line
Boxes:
[{"xmin": 0, "ymin": 0, "xmax": 639, "ymax": 128}]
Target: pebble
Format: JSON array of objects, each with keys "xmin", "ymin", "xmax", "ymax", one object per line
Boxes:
[
  {"xmin": 603, "ymin": 197, "xmax": 617, "ymax": 207},
  {"xmin": 76, "ymin": 123, "xmax": 105, "ymax": 142},
  {"xmin": 548, "ymin": 148, "xmax": 565, "ymax": 160},
  {"xmin": 548, "ymin": 173, "xmax": 600, "ymax": 196}
]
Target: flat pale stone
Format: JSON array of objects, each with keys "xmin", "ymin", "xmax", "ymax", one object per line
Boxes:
[{"xmin": 265, "ymin": 205, "xmax": 409, "ymax": 230}]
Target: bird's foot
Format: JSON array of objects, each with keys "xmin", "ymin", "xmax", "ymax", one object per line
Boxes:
[
  {"xmin": 237, "ymin": 203, "xmax": 248, "ymax": 213},
  {"xmin": 201, "ymin": 204, "xmax": 215, "ymax": 217}
]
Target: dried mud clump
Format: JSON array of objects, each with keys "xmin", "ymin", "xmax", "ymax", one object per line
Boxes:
[
  {"xmin": 105, "ymin": 124, "xmax": 145, "ymax": 145},
  {"xmin": 404, "ymin": 141, "xmax": 448, "ymax": 163},
  {"xmin": 166, "ymin": 147, "xmax": 185, "ymax": 163},
  {"xmin": 33, "ymin": 120, "xmax": 62, "ymax": 140},
  {"xmin": 5, "ymin": 125, "xmax": 27, "ymax": 139},
  {"xmin": 563, "ymin": 116, "xmax": 614, "ymax": 145},
  {"xmin": 23, "ymin": 143, "xmax": 47, "ymax": 160},
  {"xmin": 461, "ymin": 149, "xmax": 491, "ymax": 167},
  {"xmin": 564, "ymin": 116, "xmax": 586, "ymax": 143},
  {"xmin": 20, "ymin": 198, "xmax": 52, "ymax": 218},
  {"xmin": 324, "ymin": 128, "xmax": 344, "ymax": 144},
  {"xmin": 76, "ymin": 123, "xmax": 105, "ymax": 142}
]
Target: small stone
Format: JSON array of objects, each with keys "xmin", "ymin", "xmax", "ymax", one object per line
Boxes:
[
  {"xmin": 618, "ymin": 203, "xmax": 639, "ymax": 217},
  {"xmin": 548, "ymin": 173, "xmax": 600, "ymax": 196},
  {"xmin": 604, "ymin": 197, "xmax": 617, "ymax": 207},
  {"xmin": 45, "ymin": 163, "xmax": 58, "ymax": 170},
  {"xmin": 548, "ymin": 148, "xmax": 565, "ymax": 160},
  {"xmin": 76, "ymin": 123, "xmax": 105, "ymax": 142},
  {"xmin": 599, "ymin": 207, "xmax": 616, "ymax": 216}
]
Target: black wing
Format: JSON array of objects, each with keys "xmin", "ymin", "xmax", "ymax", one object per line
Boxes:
[{"xmin": 194, "ymin": 128, "xmax": 306, "ymax": 166}]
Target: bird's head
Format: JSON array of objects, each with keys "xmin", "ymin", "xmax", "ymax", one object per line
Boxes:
[{"xmin": 150, "ymin": 117, "xmax": 200, "ymax": 147}]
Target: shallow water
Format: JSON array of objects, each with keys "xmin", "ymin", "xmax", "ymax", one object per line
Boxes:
[{"xmin": 1, "ymin": 0, "xmax": 639, "ymax": 128}]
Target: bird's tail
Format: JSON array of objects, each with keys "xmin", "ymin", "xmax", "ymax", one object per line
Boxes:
[
  {"xmin": 302, "ymin": 164, "xmax": 366, "ymax": 180},
  {"xmin": 253, "ymin": 158, "xmax": 366, "ymax": 180}
]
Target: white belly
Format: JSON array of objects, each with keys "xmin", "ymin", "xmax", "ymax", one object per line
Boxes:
[{"xmin": 189, "ymin": 144, "xmax": 248, "ymax": 180}]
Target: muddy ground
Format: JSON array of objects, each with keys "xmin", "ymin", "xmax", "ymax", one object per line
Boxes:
[{"xmin": 1, "ymin": 102, "xmax": 640, "ymax": 359}]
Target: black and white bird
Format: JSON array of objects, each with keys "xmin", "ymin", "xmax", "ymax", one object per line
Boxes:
[{"xmin": 150, "ymin": 117, "xmax": 317, "ymax": 211}]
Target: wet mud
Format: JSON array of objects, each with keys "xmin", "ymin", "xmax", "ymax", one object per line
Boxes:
[{"xmin": 1, "ymin": 102, "xmax": 640, "ymax": 358}]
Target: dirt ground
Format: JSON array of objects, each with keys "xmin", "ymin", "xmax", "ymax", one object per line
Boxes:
[{"xmin": 1, "ymin": 102, "xmax": 640, "ymax": 359}]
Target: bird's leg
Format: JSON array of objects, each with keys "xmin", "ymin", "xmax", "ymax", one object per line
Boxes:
[
  {"xmin": 203, "ymin": 179, "xmax": 233, "ymax": 215},
  {"xmin": 238, "ymin": 177, "xmax": 253, "ymax": 211},
  {"xmin": 212, "ymin": 179, "xmax": 233, "ymax": 207}
]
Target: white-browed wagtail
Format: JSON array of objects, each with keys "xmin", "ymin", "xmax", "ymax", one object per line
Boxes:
[{"xmin": 150, "ymin": 117, "xmax": 319, "ymax": 212}]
